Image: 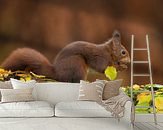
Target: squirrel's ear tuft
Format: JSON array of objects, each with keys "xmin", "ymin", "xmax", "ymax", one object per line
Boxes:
[
  {"xmin": 111, "ymin": 30, "xmax": 121, "ymax": 49},
  {"xmin": 112, "ymin": 30, "xmax": 121, "ymax": 39}
]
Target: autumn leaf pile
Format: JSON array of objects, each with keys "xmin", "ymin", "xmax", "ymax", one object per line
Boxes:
[
  {"xmin": 123, "ymin": 84, "xmax": 163, "ymax": 113},
  {"xmin": 0, "ymin": 68, "xmax": 55, "ymax": 82}
]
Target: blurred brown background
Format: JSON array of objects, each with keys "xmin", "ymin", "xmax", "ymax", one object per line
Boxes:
[{"xmin": 0, "ymin": 0, "xmax": 163, "ymax": 85}]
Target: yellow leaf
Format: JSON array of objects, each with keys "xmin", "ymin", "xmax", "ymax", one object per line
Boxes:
[
  {"xmin": 133, "ymin": 84, "xmax": 140, "ymax": 90},
  {"xmin": 20, "ymin": 78, "xmax": 25, "ymax": 82},
  {"xmin": 104, "ymin": 66, "xmax": 117, "ymax": 80},
  {"xmin": 30, "ymin": 72, "xmax": 45, "ymax": 78},
  {"xmin": 155, "ymin": 97, "xmax": 163, "ymax": 110},
  {"xmin": 25, "ymin": 76, "xmax": 31, "ymax": 81},
  {"xmin": 137, "ymin": 93, "xmax": 151, "ymax": 104}
]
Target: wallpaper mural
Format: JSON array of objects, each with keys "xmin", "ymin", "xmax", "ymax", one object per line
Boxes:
[
  {"xmin": 1, "ymin": 30, "xmax": 130, "ymax": 82},
  {"xmin": 0, "ymin": 0, "xmax": 163, "ymax": 113}
]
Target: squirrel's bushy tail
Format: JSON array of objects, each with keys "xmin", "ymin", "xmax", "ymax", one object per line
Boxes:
[{"xmin": 1, "ymin": 48, "xmax": 55, "ymax": 78}]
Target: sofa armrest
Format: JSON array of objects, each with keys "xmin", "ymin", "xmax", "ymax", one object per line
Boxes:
[
  {"xmin": 124, "ymin": 101, "xmax": 132, "ymax": 120},
  {"xmin": 118, "ymin": 88, "xmax": 132, "ymax": 121},
  {"xmin": 120, "ymin": 100, "xmax": 132, "ymax": 124},
  {"xmin": 117, "ymin": 101, "xmax": 133, "ymax": 129}
]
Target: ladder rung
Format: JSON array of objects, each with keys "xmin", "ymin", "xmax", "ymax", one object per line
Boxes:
[
  {"xmin": 133, "ymin": 74, "xmax": 150, "ymax": 76},
  {"xmin": 133, "ymin": 61, "xmax": 149, "ymax": 63},
  {"xmin": 133, "ymin": 48, "xmax": 147, "ymax": 51},
  {"xmin": 136, "ymin": 106, "xmax": 152, "ymax": 108}
]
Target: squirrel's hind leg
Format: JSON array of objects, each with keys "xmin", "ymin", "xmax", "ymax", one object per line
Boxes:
[{"xmin": 54, "ymin": 56, "xmax": 88, "ymax": 83}]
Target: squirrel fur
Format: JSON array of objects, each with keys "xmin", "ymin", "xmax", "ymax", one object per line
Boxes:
[{"xmin": 1, "ymin": 30, "xmax": 130, "ymax": 82}]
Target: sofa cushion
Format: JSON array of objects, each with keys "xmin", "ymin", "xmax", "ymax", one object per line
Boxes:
[
  {"xmin": 1, "ymin": 88, "xmax": 34, "ymax": 103},
  {"xmin": 103, "ymin": 79, "xmax": 123, "ymax": 100},
  {"xmin": 10, "ymin": 78, "xmax": 36, "ymax": 89},
  {"xmin": 96, "ymin": 79, "xmax": 123, "ymax": 100},
  {"xmin": 0, "ymin": 81, "xmax": 13, "ymax": 101},
  {"xmin": 0, "ymin": 101, "xmax": 54, "ymax": 117},
  {"xmin": 78, "ymin": 80, "xmax": 105, "ymax": 102},
  {"xmin": 55, "ymin": 101, "xmax": 112, "ymax": 117},
  {"xmin": 10, "ymin": 78, "xmax": 37, "ymax": 100},
  {"xmin": 35, "ymin": 82, "xmax": 80, "ymax": 105},
  {"xmin": 0, "ymin": 81, "xmax": 12, "ymax": 89}
]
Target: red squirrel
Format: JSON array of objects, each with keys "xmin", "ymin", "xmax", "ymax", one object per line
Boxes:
[{"xmin": 1, "ymin": 30, "xmax": 130, "ymax": 82}]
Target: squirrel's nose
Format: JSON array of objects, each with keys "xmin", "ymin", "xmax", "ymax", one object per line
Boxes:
[
  {"xmin": 127, "ymin": 57, "xmax": 130, "ymax": 63},
  {"xmin": 121, "ymin": 57, "xmax": 130, "ymax": 63}
]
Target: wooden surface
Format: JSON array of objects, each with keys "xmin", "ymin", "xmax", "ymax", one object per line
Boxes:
[{"xmin": 134, "ymin": 122, "xmax": 163, "ymax": 130}]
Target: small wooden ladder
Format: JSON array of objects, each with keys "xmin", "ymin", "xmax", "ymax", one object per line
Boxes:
[{"xmin": 130, "ymin": 35, "xmax": 157, "ymax": 125}]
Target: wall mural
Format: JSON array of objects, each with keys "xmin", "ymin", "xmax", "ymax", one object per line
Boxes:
[
  {"xmin": 1, "ymin": 30, "xmax": 130, "ymax": 82},
  {"xmin": 0, "ymin": 0, "xmax": 163, "ymax": 114}
]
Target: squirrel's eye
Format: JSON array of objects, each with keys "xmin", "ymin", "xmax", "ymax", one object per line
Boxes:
[{"xmin": 121, "ymin": 50, "xmax": 126, "ymax": 56}]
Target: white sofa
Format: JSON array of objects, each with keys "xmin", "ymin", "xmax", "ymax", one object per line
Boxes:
[{"xmin": 0, "ymin": 82, "xmax": 132, "ymax": 130}]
